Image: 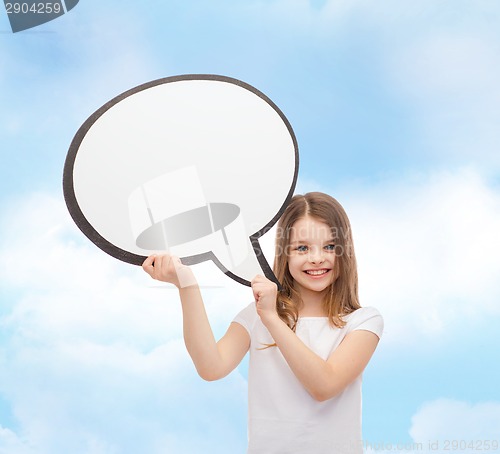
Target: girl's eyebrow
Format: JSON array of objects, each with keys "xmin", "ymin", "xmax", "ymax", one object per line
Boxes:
[{"xmin": 289, "ymin": 239, "xmax": 335, "ymax": 244}]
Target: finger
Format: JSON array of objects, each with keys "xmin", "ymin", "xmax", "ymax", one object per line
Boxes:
[
  {"xmin": 165, "ymin": 254, "xmax": 178, "ymax": 277},
  {"xmin": 171, "ymin": 255, "xmax": 182, "ymax": 271},
  {"xmin": 252, "ymin": 285, "xmax": 261, "ymax": 302},
  {"xmin": 142, "ymin": 255, "xmax": 156, "ymax": 275},
  {"xmin": 251, "ymin": 274, "xmax": 264, "ymax": 287},
  {"xmin": 153, "ymin": 255, "xmax": 165, "ymax": 280},
  {"xmin": 143, "ymin": 254, "xmax": 156, "ymax": 266}
]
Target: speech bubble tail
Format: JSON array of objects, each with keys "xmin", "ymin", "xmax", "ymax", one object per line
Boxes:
[
  {"xmin": 251, "ymin": 237, "xmax": 283, "ymax": 291},
  {"xmin": 212, "ymin": 238, "xmax": 281, "ymax": 290}
]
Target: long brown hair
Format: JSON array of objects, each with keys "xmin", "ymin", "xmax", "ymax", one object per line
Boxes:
[{"xmin": 273, "ymin": 192, "xmax": 360, "ymax": 331}]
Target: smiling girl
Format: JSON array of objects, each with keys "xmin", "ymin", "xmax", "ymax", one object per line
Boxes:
[{"xmin": 143, "ymin": 192, "xmax": 383, "ymax": 454}]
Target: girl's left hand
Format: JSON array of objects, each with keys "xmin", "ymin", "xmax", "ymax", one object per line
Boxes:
[{"xmin": 251, "ymin": 275, "xmax": 278, "ymax": 322}]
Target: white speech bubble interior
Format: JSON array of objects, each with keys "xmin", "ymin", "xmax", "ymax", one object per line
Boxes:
[{"xmin": 64, "ymin": 75, "xmax": 298, "ymax": 286}]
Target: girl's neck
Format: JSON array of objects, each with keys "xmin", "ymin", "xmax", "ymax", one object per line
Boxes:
[{"xmin": 297, "ymin": 287, "xmax": 328, "ymax": 317}]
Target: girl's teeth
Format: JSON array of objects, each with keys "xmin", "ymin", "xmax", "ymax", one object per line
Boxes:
[{"xmin": 306, "ymin": 270, "xmax": 327, "ymax": 275}]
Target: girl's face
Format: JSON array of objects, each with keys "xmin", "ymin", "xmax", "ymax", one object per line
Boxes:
[{"xmin": 287, "ymin": 216, "xmax": 336, "ymax": 297}]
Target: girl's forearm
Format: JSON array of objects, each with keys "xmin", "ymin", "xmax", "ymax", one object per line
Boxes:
[
  {"xmin": 261, "ymin": 314, "xmax": 337, "ymax": 401},
  {"xmin": 178, "ymin": 283, "xmax": 222, "ymax": 381}
]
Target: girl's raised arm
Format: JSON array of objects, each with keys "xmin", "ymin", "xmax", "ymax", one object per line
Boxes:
[
  {"xmin": 143, "ymin": 254, "xmax": 250, "ymax": 381},
  {"xmin": 252, "ymin": 274, "xmax": 380, "ymax": 402}
]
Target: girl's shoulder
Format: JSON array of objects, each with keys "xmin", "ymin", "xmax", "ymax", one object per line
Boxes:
[
  {"xmin": 232, "ymin": 302, "xmax": 259, "ymax": 334},
  {"xmin": 343, "ymin": 306, "xmax": 384, "ymax": 338},
  {"xmin": 345, "ymin": 305, "xmax": 383, "ymax": 319}
]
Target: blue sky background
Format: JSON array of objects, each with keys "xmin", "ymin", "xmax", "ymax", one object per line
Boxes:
[{"xmin": 1, "ymin": 1, "xmax": 500, "ymax": 453}]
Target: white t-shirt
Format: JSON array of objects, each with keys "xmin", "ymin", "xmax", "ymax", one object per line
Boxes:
[{"xmin": 233, "ymin": 304, "xmax": 383, "ymax": 454}]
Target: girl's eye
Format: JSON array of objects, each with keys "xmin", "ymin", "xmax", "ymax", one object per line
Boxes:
[
  {"xmin": 296, "ymin": 245, "xmax": 308, "ymax": 252},
  {"xmin": 325, "ymin": 244, "xmax": 335, "ymax": 251}
]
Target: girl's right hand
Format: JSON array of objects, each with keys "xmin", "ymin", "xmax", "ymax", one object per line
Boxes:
[
  {"xmin": 251, "ymin": 274, "xmax": 279, "ymax": 324},
  {"xmin": 142, "ymin": 254, "xmax": 196, "ymax": 288}
]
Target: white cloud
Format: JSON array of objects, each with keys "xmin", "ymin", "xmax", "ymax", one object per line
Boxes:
[
  {"xmin": 2, "ymin": 338, "xmax": 247, "ymax": 453},
  {"xmin": 410, "ymin": 398, "xmax": 500, "ymax": 442},
  {"xmin": 386, "ymin": 29, "xmax": 500, "ymax": 167},
  {"xmin": 364, "ymin": 398, "xmax": 500, "ymax": 454},
  {"xmin": 391, "ymin": 34, "xmax": 499, "ymax": 98},
  {"xmin": 0, "ymin": 426, "xmax": 35, "ymax": 454}
]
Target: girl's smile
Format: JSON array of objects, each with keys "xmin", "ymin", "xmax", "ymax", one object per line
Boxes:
[{"xmin": 303, "ymin": 268, "xmax": 331, "ymax": 278}]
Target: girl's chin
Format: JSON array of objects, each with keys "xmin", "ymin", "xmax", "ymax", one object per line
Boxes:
[{"xmin": 296, "ymin": 277, "xmax": 333, "ymax": 293}]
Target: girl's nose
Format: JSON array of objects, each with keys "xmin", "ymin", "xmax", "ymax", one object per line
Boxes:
[{"xmin": 309, "ymin": 246, "xmax": 324, "ymax": 264}]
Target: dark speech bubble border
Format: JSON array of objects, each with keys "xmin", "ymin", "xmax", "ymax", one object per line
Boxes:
[{"xmin": 63, "ymin": 74, "xmax": 299, "ymax": 287}]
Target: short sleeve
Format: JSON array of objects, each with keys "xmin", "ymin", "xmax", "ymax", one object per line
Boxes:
[
  {"xmin": 232, "ymin": 302, "xmax": 258, "ymax": 336},
  {"xmin": 347, "ymin": 306, "xmax": 384, "ymax": 339}
]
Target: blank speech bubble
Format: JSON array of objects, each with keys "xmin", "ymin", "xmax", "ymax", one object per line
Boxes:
[{"xmin": 63, "ymin": 74, "xmax": 298, "ymax": 286}]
